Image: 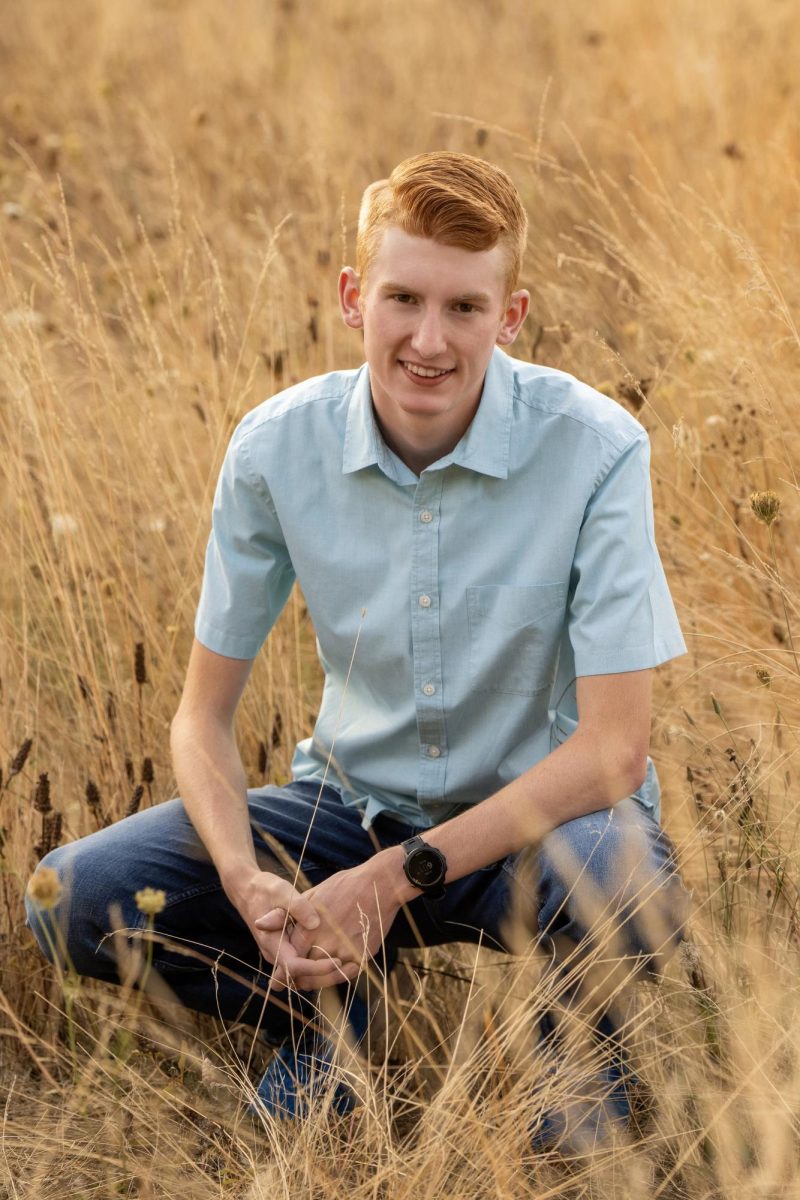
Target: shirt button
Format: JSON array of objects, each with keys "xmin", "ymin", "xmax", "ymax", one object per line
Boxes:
[
  {"xmin": 427, "ymin": 745, "xmax": 441, "ymax": 758},
  {"xmin": 418, "ymin": 594, "xmax": 432, "ymax": 608},
  {"xmin": 422, "ymin": 682, "xmax": 436, "ymax": 696},
  {"xmin": 419, "ymin": 510, "xmax": 433, "ymax": 523}
]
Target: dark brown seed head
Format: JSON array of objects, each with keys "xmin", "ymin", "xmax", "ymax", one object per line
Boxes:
[
  {"xmin": 41, "ymin": 812, "xmax": 63, "ymax": 855},
  {"xmin": 124, "ymin": 756, "xmax": 135, "ymax": 784},
  {"xmin": 9, "ymin": 737, "xmax": 33, "ymax": 779},
  {"xmin": 85, "ymin": 778, "xmax": 102, "ymax": 813},
  {"xmin": 34, "ymin": 772, "xmax": 52, "ymax": 814},
  {"xmin": 106, "ymin": 692, "xmax": 117, "ymax": 724},
  {"xmin": 125, "ymin": 785, "xmax": 144, "ymax": 817},
  {"xmin": 134, "ymin": 642, "xmax": 147, "ymax": 685},
  {"xmin": 141, "ymin": 757, "xmax": 154, "ymax": 784},
  {"xmin": 77, "ymin": 674, "xmax": 91, "ymax": 702},
  {"xmin": 271, "ymin": 712, "xmax": 283, "ymax": 748},
  {"xmin": 257, "ymin": 740, "xmax": 268, "ymax": 775}
]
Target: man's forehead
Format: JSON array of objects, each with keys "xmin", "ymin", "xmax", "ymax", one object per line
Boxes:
[{"xmin": 366, "ymin": 226, "xmax": 508, "ymax": 292}]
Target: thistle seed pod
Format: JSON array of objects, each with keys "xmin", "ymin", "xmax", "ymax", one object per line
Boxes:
[{"xmin": 750, "ymin": 489, "xmax": 781, "ymax": 527}]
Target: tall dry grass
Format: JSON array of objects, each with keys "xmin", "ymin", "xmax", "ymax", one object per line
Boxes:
[{"xmin": 1, "ymin": 0, "xmax": 799, "ymax": 1195}]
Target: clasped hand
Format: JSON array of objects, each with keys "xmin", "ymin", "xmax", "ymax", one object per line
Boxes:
[{"xmin": 252, "ymin": 860, "xmax": 402, "ymax": 993}]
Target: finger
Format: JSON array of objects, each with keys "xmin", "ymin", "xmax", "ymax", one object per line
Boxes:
[
  {"xmin": 293, "ymin": 962, "xmax": 360, "ymax": 992},
  {"xmin": 254, "ymin": 907, "xmax": 291, "ymax": 932},
  {"xmin": 269, "ymin": 882, "xmax": 320, "ymax": 931}
]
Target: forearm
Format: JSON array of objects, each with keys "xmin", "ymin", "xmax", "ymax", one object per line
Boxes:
[
  {"xmin": 169, "ymin": 715, "xmax": 260, "ymax": 903},
  {"xmin": 375, "ymin": 731, "xmax": 643, "ymax": 901}
]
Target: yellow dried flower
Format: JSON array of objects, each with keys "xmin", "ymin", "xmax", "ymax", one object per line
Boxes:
[
  {"xmin": 134, "ymin": 887, "xmax": 166, "ymax": 916},
  {"xmin": 27, "ymin": 866, "xmax": 62, "ymax": 910},
  {"xmin": 750, "ymin": 490, "xmax": 781, "ymax": 526}
]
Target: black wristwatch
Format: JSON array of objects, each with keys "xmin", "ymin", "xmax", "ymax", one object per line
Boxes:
[{"xmin": 401, "ymin": 835, "xmax": 448, "ymax": 900}]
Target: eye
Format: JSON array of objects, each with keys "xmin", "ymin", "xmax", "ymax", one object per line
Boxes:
[
  {"xmin": 392, "ymin": 293, "xmax": 416, "ymax": 304},
  {"xmin": 454, "ymin": 302, "xmax": 478, "ymax": 314}
]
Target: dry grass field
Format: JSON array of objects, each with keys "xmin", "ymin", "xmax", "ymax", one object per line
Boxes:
[{"xmin": 2, "ymin": 0, "xmax": 800, "ymax": 1195}]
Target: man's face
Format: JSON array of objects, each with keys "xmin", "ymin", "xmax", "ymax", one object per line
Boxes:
[{"xmin": 339, "ymin": 226, "xmax": 528, "ymax": 451}]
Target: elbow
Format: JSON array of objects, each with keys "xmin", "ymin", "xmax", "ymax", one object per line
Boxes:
[{"xmin": 627, "ymin": 751, "xmax": 649, "ymax": 796}]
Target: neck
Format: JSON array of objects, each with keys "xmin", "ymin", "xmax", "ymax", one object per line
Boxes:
[{"xmin": 372, "ymin": 405, "xmax": 477, "ymax": 476}]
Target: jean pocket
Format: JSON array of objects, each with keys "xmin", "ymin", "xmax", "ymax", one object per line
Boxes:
[{"xmin": 467, "ymin": 583, "xmax": 567, "ymax": 696}]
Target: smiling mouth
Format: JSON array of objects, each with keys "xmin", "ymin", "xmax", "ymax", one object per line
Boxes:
[{"xmin": 400, "ymin": 360, "xmax": 454, "ymax": 378}]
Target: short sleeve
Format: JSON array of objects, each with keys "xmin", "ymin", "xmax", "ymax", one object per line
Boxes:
[
  {"xmin": 193, "ymin": 427, "xmax": 296, "ymax": 659},
  {"xmin": 567, "ymin": 433, "xmax": 687, "ymax": 676}
]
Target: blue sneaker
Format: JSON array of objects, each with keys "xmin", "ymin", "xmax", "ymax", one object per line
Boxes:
[
  {"xmin": 529, "ymin": 1056, "xmax": 636, "ymax": 1154},
  {"xmin": 250, "ymin": 988, "xmax": 369, "ymax": 1120},
  {"xmin": 252, "ymin": 1038, "xmax": 358, "ymax": 1119}
]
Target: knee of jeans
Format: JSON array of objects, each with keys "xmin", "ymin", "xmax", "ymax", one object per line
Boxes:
[
  {"xmin": 25, "ymin": 845, "xmax": 70, "ymax": 965},
  {"xmin": 25, "ymin": 844, "xmax": 113, "ymax": 974},
  {"xmin": 537, "ymin": 814, "xmax": 689, "ymax": 963}
]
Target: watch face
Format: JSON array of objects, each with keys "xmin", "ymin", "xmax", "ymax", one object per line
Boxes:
[{"xmin": 408, "ymin": 847, "xmax": 444, "ymax": 888}]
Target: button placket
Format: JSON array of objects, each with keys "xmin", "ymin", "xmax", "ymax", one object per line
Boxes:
[{"xmin": 410, "ymin": 475, "xmax": 447, "ymax": 808}]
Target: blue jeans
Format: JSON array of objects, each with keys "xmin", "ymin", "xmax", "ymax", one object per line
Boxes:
[{"xmin": 25, "ymin": 780, "xmax": 689, "ymax": 1049}]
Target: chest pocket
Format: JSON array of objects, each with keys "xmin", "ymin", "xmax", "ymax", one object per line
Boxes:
[{"xmin": 467, "ymin": 583, "xmax": 567, "ymax": 697}]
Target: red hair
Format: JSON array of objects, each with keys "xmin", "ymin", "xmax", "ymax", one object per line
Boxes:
[{"xmin": 356, "ymin": 151, "xmax": 528, "ymax": 299}]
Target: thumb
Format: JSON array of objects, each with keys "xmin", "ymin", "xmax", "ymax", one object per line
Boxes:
[
  {"xmin": 254, "ymin": 907, "xmax": 287, "ymax": 931},
  {"xmin": 268, "ymin": 882, "xmax": 321, "ymax": 930}
]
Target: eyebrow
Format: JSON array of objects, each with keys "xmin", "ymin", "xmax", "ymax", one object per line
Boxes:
[{"xmin": 379, "ymin": 282, "xmax": 492, "ymax": 304}]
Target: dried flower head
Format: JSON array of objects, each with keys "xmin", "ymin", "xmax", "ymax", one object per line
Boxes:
[
  {"xmin": 134, "ymin": 642, "xmax": 147, "ymax": 685},
  {"xmin": 33, "ymin": 772, "xmax": 52, "ymax": 814},
  {"xmin": 8, "ymin": 737, "xmax": 33, "ymax": 782},
  {"xmin": 84, "ymin": 779, "xmax": 102, "ymax": 816},
  {"xmin": 141, "ymin": 757, "xmax": 154, "ymax": 784},
  {"xmin": 257, "ymin": 740, "xmax": 268, "ymax": 775},
  {"xmin": 750, "ymin": 490, "xmax": 781, "ymax": 526},
  {"xmin": 755, "ymin": 667, "xmax": 772, "ymax": 688},
  {"xmin": 125, "ymin": 785, "xmax": 144, "ymax": 818},
  {"xmin": 40, "ymin": 812, "xmax": 63, "ymax": 855},
  {"xmin": 27, "ymin": 866, "xmax": 62, "ymax": 910},
  {"xmin": 135, "ymin": 887, "xmax": 166, "ymax": 916}
]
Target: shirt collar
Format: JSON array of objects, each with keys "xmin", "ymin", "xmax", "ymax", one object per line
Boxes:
[{"xmin": 342, "ymin": 346, "xmax": 514, "ymax": 481}]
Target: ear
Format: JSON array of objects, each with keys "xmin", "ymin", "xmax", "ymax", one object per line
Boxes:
[
  {"xmin": 496, "ymin": 289, "xmax": 530, "ymax": 346},
  {"xmin": 338, "ymin": 266, "xmax": 364, "ymax": 330}
]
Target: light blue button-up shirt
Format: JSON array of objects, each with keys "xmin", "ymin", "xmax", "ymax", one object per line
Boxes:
[{"xmin": 194, "ymin": 347, "xmax": 687, "ymax": 829}]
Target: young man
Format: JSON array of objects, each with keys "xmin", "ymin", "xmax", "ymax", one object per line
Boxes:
[{"xmin": 27, "ymin": 151, "xmax": 689, "ymax": 1150}]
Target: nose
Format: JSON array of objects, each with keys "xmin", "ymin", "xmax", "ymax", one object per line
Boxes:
[{"xmin": 409, "ymin": 308, "xmax": 447, "ymax": 360}]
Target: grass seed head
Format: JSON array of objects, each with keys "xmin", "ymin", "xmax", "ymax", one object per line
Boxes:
[
  {"xmin": 134, "ymin": 887, "xmax": 166, "ymax": 916},
  {"xmin": 8, "ymin": 737, "xmax": 33, "ymax": 779},
  {"xmin": 33, "ymin": 772, "xmax": 52, "ymax": 814},
  {"xmin": 84, "ymin": 778, "xmax": 102, "ymax": 814},
  {"xmin": 27, "ymin": 865, "xmax": 62, "ymax": 909},
  {"xmin": 134, "ymin": 641, "xmax": 147, "ymax": 685},
  {"xmin": 125, "ymin": 785, "xmax": 144, "ymax": 817},
  {"xmin": 750, "ymin": 489, "xmax": 781, "ymax": 526}
]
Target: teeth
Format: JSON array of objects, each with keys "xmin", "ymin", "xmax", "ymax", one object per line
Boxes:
[{"xmin": 402, "ymin": 361, "xmax": 452, "ymax": 378}]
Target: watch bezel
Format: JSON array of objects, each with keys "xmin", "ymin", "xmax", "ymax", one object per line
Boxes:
[{"xmin": 402, "ymin": 836, "xmax": 448, "ymax": 898}]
